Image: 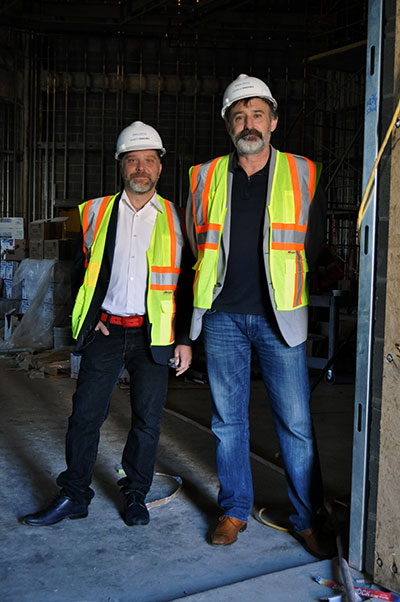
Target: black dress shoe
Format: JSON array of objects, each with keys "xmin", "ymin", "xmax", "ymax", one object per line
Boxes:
[
  {"xmin": 123, "ymin": 491, "xmax": 149, "ymax": 526},
  {"xmin": 20, "ymin": 494, "xmax": 88, "ymax": 526}
]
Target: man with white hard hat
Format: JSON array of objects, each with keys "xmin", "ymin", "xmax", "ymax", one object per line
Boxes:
[
  {"xmin": 186, "ymin": 74, "xmax": 335, "ymax": 558},
  {"xmin": 21, "ymin": 121, "xmax": 192, "ymax": 528}
]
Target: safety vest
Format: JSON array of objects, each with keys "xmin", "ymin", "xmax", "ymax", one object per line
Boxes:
[
  {"xmin": 71, "ymin": 193, "xmax": 183, "ymax": 346},
  {"xmin": 189, "ymin": 152, "xmax": 321, "ymax": 311}
]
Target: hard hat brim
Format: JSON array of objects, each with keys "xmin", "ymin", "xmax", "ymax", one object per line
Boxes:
[
  {"xmin": 115, "ymin": 146, "xmax": 166, "ymax": 160},
  {"xmin": 221, "ymin": 95, "xmax": 278, "ymax": 119}
]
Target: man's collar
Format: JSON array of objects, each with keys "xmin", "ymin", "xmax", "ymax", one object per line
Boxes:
[
  {"xmin": 231, "ymin": 150, "xmax": 270, "ymax": 176},
  {"xmin": 121, "ymin": 189, "xmax": 162, "ymax": 212}
]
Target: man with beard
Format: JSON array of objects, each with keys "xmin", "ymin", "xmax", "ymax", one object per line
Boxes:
[
  {"xmin": 21, "ymin": 121, "xmax": 192, "ymax": 528},
  {"xmin": 186, "ymin": 75, "xmax": 335, "ymax": 559}
]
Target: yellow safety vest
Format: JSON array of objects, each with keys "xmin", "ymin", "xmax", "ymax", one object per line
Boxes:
[
  {"xmin": 189, "ymin": 152, "xmax": 321, "ymax": 311},
  {"xmin": 71, "ymin": 193, "xmax": 184, "ymax": 345}
]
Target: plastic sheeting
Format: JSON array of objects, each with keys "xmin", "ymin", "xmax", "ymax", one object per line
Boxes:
[{"xmin": 1, "ymin": 259, "xmax": 73, "ymax": 350}]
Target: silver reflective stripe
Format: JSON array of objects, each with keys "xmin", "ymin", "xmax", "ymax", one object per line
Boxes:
[
  {"xmin": 150, "ymin": 272, "xmax": 178, "ymax": 287},
  {"xmin": 292, "ymin": 155, "xmax": 312, "ymax": 226},
  {"xmin": 271, "ymin": 229, "xmax": 305, "ymax": 245},
  {"xmin": 84, "ymin": 196, "xmax": 110, "ymax": 253},
  {"xmin": 197, "ymin": 230, "xmax": 220, "ymax": 246},
  {"xmin": 167, "ymin": 201, "xmax": 184, "ymax": 268},
  {"xmin": 294, "ymin": 252, "xmax": 303, "ymax": 306},
  {"xmin": 192, "ymin": 161, "xmax": 215, "ymax": 228}
]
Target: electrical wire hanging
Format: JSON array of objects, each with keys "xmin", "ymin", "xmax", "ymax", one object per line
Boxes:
[{"xmin": 357, "ymin": 96, "xmax": 400, "ymax": 234}]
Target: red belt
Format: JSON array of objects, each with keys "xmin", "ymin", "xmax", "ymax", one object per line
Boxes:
[{"xmin": 100, "ymin": 312, "xmax": 144, "ymax": 328}]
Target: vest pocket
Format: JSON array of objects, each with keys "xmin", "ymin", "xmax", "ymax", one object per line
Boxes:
[
  {"xmin": 71, "ymin": 284, "xmax": 86, "ymax": 337},
  {"xmin": 157, "ymin": 297, "xmax": 175, "ymax": 345},
  {"xmin": 282, "ymin": 252, "xmax": 309, "ymax": 310},
  {"xmin": 284, "ymin": 258, "xmax": 297, "ymax": 275},
  {"xmin": 160, "ymin": 298, "xmax": 174, "ymax": 313}
]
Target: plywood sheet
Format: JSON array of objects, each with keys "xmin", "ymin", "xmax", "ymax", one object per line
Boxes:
[{"xmin": 374, "ymin": 2, "xmax": 400, "ymax": 591}]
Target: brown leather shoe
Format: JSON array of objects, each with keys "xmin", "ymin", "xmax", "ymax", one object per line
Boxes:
[
  {"xmin": 292, "ymin": 527, "xmax": 337, "ymax": 559},
  {"xmin": 210, "ymin": 516, "xmax": 247, "ymax": 546}
]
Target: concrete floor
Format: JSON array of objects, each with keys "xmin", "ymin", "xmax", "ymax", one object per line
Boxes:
[{"xmin": 0, "ymin": 356, "xmax": 356, "ymax": 602}]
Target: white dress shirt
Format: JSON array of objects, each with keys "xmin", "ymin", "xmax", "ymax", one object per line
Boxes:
[{"xmin": 101, "ymin": 190, "xmax": 160, "ymax": 316}]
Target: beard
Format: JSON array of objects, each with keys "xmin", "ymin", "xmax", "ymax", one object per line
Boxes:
[
  {"xmin": 233, "ymin": 128, "xmax": 268, "ymax": 155},
  {"xmin": 122, "ymin": 169, "xmax": 158, "ymax": 195}
]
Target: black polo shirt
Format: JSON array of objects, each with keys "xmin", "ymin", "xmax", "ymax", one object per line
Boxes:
[{"xmin": 212, "ymin": 154, "xmax": 273, "ymax": 316}]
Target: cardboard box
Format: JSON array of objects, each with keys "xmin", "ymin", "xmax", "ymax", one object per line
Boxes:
[
  {"xmin": 3, "ymin": 239, "xmax": 28, "ymax": 261},
  {"xmin": 3, "ymin": 278, "xmax": 22, "ymax": 300},
  {"xmin": 44, "ymin": 239, "xmax": 75, "ymax": 260},
  {"xmin": 44, "ymin": 282, "xmax": 71, "ymax": 304},
  {"xmin": 29, "ymin": 220, "xmax": 51, "ymax": 240},
  {"xmin": 29, "ymin": 240, "xmax": 44, "ymax": 259},
  {"xmin": 4, "ymin": 309, "xmax": 21, "ymax": 341},
  {"xmin": 19, "ymin": 298, "xmax": 30, "ymax": 314},
  {"xmin": 60, "ymin": 208, "xmax": 81, "ymax": 234},
  {"xmin": 0, "ymin": 217, "xmax": 24, "ymax": 239},
  {"xmin": 1, "ymin": 238, "xmax": 14, "ymax": 254},
  {"xmin": 4, "ymin": 260, "xmax": 19, "ymax": 279},
  {"xmin": 0, "ymin": 298, "xmax": 20, "ymax": 317},
  {"xmin": 51, "ymin": 217, "xmax": 69, "ymax": 238},
  {"xmin": 29, "ymin": 217, "xmax": 68, "ymax": 241}
]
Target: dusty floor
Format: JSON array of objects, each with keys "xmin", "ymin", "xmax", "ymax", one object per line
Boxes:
[{"xmin": 0, "ymin": 355, "xmax": 356, "ymax": 601}]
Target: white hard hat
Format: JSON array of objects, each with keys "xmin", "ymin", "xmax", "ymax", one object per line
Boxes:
[
  {"xmin": 115, "ymin": 121, "xmax": 166, "ymax": 160},
  {"xmin": 221, "ymin": 73, "xmax": 278, "ymax": 119}
]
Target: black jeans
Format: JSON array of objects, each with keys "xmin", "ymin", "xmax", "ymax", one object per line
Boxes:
[{"xmin": 56, "ymin": 323, "xmax": 169, "ymax": 505}]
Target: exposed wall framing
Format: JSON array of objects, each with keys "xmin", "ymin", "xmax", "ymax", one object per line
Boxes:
[{"xmin": 0, "ymin": 1, "xmax": 368, "ymax": 290}]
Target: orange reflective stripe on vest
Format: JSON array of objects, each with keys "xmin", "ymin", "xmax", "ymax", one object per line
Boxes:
[
  {"xmin": 149, "ymin": 200, "xmax": 181, "ymax": 292},
  {"xmin": 190, "ymin": 151, "xmax": 320, "ymax": 312},
  {"xmin": 146, "ymin": 196, "xmax": 184, "ymax": 345},
  {"xmin": 81, "ymin": 195, "xmax": 111, "ymax": 268},
  {"xmin": 269, "ymin": 151, "xmax": 321, "ymax": 309},
  {"xmin": 191, "ymin": 157, "xmax": 224, "ymax": 251},
  {"xmin": 73, "ymin": 193, "xmax": 183, "ymax": 346},
  {"xmin": 189, "ymin": 155, "xmax": 230, "ymax": 308}
]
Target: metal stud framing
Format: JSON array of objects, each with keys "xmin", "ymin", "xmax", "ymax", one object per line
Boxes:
[{"xmin": 348, "ymin": 0, "xmax": 383, "ymax": 571}]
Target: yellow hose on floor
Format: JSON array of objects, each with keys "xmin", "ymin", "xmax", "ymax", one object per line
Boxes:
[{"xmin": 257, "ymin": 507, "xmax": 289, "ymax": 532}]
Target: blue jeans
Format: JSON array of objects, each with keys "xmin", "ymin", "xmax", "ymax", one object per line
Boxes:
[
  {"xmin": 202, "ymin": 311, "xmax": 324, "ymax": 531},
  {"xmin": 56, "ymin": 323, "xmax": 169, "ymax": 506}
]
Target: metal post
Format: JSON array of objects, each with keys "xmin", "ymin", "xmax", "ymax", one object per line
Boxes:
[
  {"xmin": 139, "ymin": 49, "xmax": 143, "ymax": 119},
  {"xmin": 100, "ymin": 51, "xmax": 105, "ymax": 196},
  {"xmin": 22, "ymin": 33, "xmax": 30, "ymax": 223},
  {"xmin": 0, "ymin": 153, "xmax": 3, "ymax": 217},
  {"xmin": 51, "ymin": 71, "xmax": 56, "ymax": 217},
  {"xmin": 157, "ymin": 49, "xmax": 161, "ymax": 130},
  {"xmin": 114, "ymin": 49, "xmax": 120, "ymax": 192},
  {"xmin": 173, "ymin": 56, "xmax": 179, "ymax": 205},
  {"xmin": 82, "ymin": 49, "xmax": 87, "ymax": 201},
  {"xmin": 63, "ymin": 51, "xmax": 69, "ymax": 202},
  {"xmin": 192, "ymin": 61, "xmax": 198, "ymax": 166},
  {"xmin": 6, "ymin": 104, "xmax": 10, "ymax": 215},
  {"xmin": 284, "ymin": 61, "xmax": 289, "ymax": 146},
  {"xmin": 210, "ymin": 55, "xmax": 216, "ymax": 158},
  {"xmin": 13, "ymin": 93, "xmax": 17, "ymax": 215},
  {"xmin": 348, "ymin": 0, "xmax": 383, "ymax": 570},
  {"xmin": 44, "ymin": 42, "xmax": 50, "ymax": 219},
  {"xmin": 120, "ymin": 44, "xmax": 125, "ymax": 137},
  {"xmin": 32, "ymin": 35, "xmax": 38, "ymax": 221}
]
